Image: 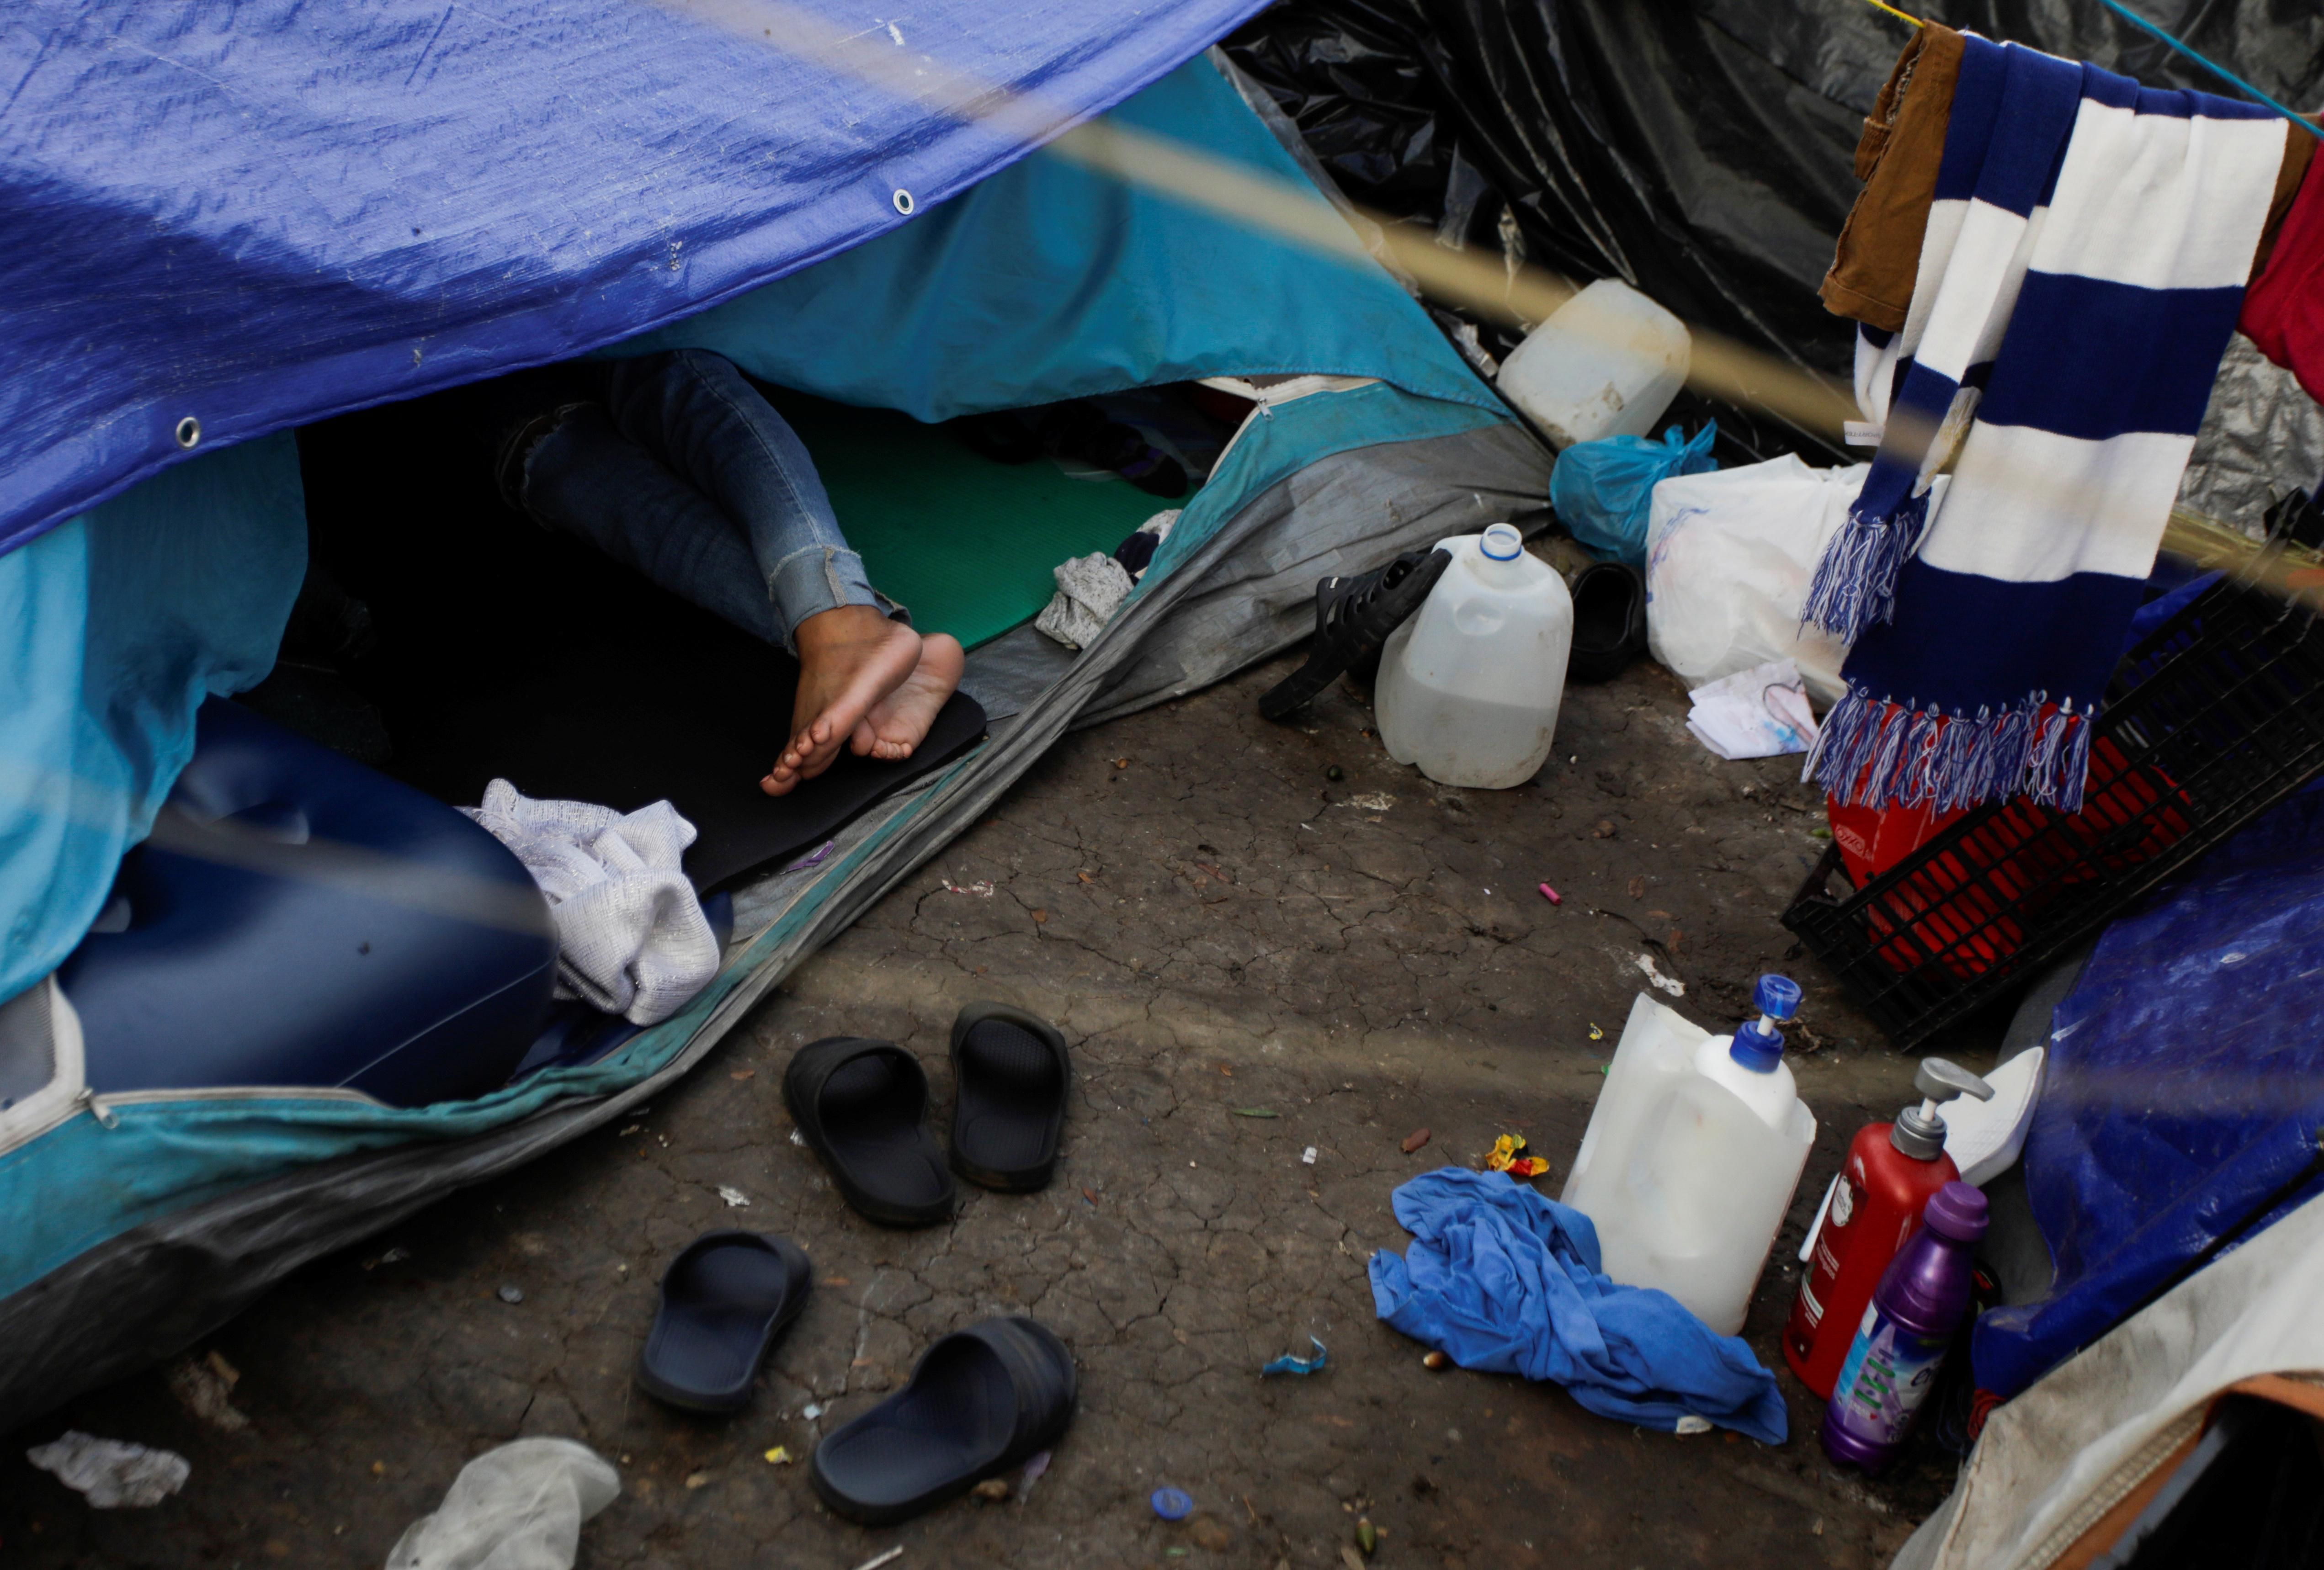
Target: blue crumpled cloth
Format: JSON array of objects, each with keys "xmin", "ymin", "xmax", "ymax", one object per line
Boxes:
[{"xmin": 1369, "ymin": 1167, "xmax": 1787, "ymax": 1443}]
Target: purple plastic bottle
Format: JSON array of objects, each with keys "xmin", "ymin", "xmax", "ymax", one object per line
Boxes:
[{"xmin": 1820, "ymin": 1180, "xmax": 1988, "ymax": 1471}]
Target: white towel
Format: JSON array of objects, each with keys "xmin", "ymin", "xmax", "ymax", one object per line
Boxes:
[{"xmin": 463, "ymin": 780, "xmax": 719, "ymax": 1026}]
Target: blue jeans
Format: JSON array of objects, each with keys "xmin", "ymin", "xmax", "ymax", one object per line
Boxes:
[{"xmin": 520, "ymin": 350, "xmax": 888, "ymax": 653}]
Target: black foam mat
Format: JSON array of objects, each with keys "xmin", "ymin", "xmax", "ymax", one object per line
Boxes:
[{"xmin": 296, "ymin": 392, "xmax": 986, "ymax": 892}]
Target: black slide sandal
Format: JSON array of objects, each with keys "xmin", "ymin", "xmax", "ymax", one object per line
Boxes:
[
  {"xmin": 811, "ymin": 1316, "xmax": 1077, "ymax": 1525},
  {"xmin": 635, "ymin": 1231, "xmax": 812, "ymax": 1412},
  {"xmin": 784, "ymin": 1037, "xmax": 955, "ymax": 1227},
  {"xmin": 948, "ymin": 1002, "xmax": 1070, "ymax": 1192},
  {"xmin": 1259, "ymin": 546, "xmax": 1451, "ymax": 720}
]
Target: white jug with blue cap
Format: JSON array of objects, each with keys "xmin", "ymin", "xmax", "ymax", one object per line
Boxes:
[{"xmin": 1375, "ymin": 521, "xmax": 1573, "ymax": 789}]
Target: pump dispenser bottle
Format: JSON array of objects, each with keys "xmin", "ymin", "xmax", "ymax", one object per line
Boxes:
[{"xmin": 1784, "ymin": 1059, "xmax": 1994, "ymax": 1397}]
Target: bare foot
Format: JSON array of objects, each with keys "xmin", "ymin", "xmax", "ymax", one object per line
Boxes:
[
  {"xmin": 850, "ymin": 633, "xmax": 965, "ymax": 761},
  {"xmin": 761, "ymin": 606, "xmax": 922, "ymax": 796}
]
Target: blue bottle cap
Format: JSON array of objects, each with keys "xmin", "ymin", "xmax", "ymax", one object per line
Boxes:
[
  {"xmin": 1729, "ymin": 973, "xmax": 1801, "ymax": 1073},
  {"xmin": 1754, "ymin": 974, "xmax": 1802, "ymax": 1022},
  {"xmin": 1151, "ymin": 1486, "xmax": 1194, "ymax": 1520}
]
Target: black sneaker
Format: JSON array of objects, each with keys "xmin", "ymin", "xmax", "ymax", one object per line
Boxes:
[{"xmin": 1259, "ymin": 546, "xmax": 1452, "ymax": 721}]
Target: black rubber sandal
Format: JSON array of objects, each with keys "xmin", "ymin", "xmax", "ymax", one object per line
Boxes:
[
  {"xmin": 1565, "ymin": 559, "xmax": 1648, "ymax": 684},
  {"xmin": 948, "ymin": 1002, "xmax": 1070, "ymax": 1192},
  {"xmin": 810, "ymin": 1316, "xmax": 1077, "ymax": 1525},
  {"xmin": 1258, "ymin": 546, "xmax": 1452, "ymax": 720},
  {"xmin": 783, "ymin": 1037, "xmax": 955, "ymax": 1227},
  {"xmin": 635, "ymin": 1231, "xmax": 812, "ymax": 1413}
]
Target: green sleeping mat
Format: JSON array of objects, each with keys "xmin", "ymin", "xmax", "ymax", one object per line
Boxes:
[{"xmin": 765, "ymin": 388, "xmax": 1180, "ymax": 649}]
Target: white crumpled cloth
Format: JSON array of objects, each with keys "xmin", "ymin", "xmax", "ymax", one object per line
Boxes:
[
  {"xmin": 25, "ymin": 1432, "xmax": 190, "ymax": 1508},
  {"xmin": 386, "ymin": 1439, "xmax": 620, "ymax": 1570},
  {"xmin": 1034, "ymin": 509, "xmax": 1178, "ymax": 650},
  {"xmin": 463, "ymin": 780, "xmax": 719, "ymax": 1025},
  {"xmin": 1034, "ymin": 552, "xmax": 1136, "ymax": 651}
]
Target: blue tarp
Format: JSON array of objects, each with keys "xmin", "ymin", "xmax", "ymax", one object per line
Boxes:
[
  {"xmin": 0, "ymin": 11, "xmax": 1507, "ymax": 1010},
  {"xmin": 0, "ymin": 0, "xmax": 1273, "ymax": 559},
  {"xmin": 1973, "ymin": 785, "xmax": 2324, "ymax": 1397}
]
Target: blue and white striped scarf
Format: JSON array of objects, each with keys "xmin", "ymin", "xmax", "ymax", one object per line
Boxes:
[{"xmin": 1803, "ymin": 37, "xmax": 2284, "ymax": 813}]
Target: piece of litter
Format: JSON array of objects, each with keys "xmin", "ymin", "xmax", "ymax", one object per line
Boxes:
[
  {"xmin": 1538, "ymin": 882, "xmax": 1562, "ymax": 905},
  {"xmin": 716, "ymin": 1185, "xmax": 750, "ymax": 1208},
  {"xmin": 1232, "ymin": 1107, "xmax": 1279, "ymax": 1119},
  {"xmin": 1356, "ymin": 1516, "xmax": 1378, "ymax": 1554},
  {"xmin": 1675, "ymin": 1415, "xmax": 1715, "ymax": 1435},
  {"xmin": 1588, "ymin": 1023, "xmax": 1604, "ymax": 1040},
  {"xmin": 1301, "ymin": 1146, "xmax": 1318, "ymax": 1166},
  {"xmin": 166, "ymin": 1350, "xmax": 249, "ymax": 1432},
  {"xmin": 802, "ymin": 1402, "xmax": 825, "ymax": 1421},
  {"xmin": 1635, "ymin": 953, "xmax": 1686, "ymax": 997},
  {"xmin": 940, "ymin": 878, "xmax": 995, "ymax": 897},
  {"xmin": 1401, "ymin": 1128, "xmax": 1432, "ymax": 1154},
  {"xmin": 789, "ymin": 1128, "xmax": 805, "ymax": 1146},
  {"xmin": 1261, "ymin": 1336, "xmax": 1328, "ymax": 1376},
  {"xmin": 971, "ymin": 1477, "xmax": 1011, "ymax": 1502},
  {"xmin": 1344, "ymin": 791, "xmax": 1396, "ymax": 812},
  {"xmin": 1151, "ymin": 1485, "xmax": 1195, "ymax": 1520},
  {"xmin": 781, "ymin": 838, "xmax": 836, "ymax": 873},
  {"xmin": 764, "ymin": 1446, "xmax": 793, "ymax": 1465},
  {"xmin": 497, "ymin": 1284, "xmax": 525, "ymax": 1305},
  {"xmin": 685, "ymin": 1470, "xmax": 711, "ymax": 1489},
  {"xmin": 619, "ymin": 1125, "xmax": 643, "ymax": 1137},
  {"xmin": 1484, "ymin": 1133, "xmax": 1550, "ymax": 1179},
  {"xmin": 1422, "ymin": 1350, "xmax": 1449, "ymax": 1371},
  {"xmin": 25, "ymin": 1432, "xmax": 190, "ymax": 1508},
  {"xmin": 849, "ymin": 1549, "xmax": 904, "ymax": 1570},
  {"xmin": 1685, "ymin": 657, "xmax": 1817, "ymax": 760}
]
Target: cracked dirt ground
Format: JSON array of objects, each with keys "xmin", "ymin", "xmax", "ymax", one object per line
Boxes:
[{"xmin": 5, "ymin": 652, "xmax": 1976, "ymax": 1569}]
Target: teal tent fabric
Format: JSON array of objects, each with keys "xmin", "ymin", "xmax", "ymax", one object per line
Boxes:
[
  {"xmin": 617, "ymin": 56, "xmax": 1496, "ymax": 419},
  {"xmin": 0, "ymin": 436, "xmax": 306, "ymax": 1007}
]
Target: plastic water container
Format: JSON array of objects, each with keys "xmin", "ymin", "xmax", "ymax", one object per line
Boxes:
[
  {"xmin": 1561, "ymin": 977, "xmax": 1817, "ymax": 1336},
  {"xmin": 1496, "ymin": 278, "xmax": 1691, "ymax": 448},
  {"xmin": 1374, "ymin": 523, "xmax": 1573, "ymax": 790}
]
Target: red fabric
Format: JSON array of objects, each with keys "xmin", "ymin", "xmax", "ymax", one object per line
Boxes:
[{"xmin": 2243, "ymin": 146, "xmax": 2324, "ymax": 404}]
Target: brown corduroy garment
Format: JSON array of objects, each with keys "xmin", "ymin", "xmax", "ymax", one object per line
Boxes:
[{"xmin": 1819, "ymin": 23, "xmax": 1966, "ymax": 334}]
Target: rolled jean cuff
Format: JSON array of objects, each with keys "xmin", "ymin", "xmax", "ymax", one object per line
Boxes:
[{"xmin": 767, "ymin": 544, "xmax": 903, "ymax": 653}]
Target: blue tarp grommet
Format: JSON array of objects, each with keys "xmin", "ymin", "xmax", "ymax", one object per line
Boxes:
[
  {"xmin": 892, "ymin": 189, "xmax": 915, "ymax": 215},
  {"xmin": 174, "ymin": 417, "xmax": 201, "ymax": 449}
]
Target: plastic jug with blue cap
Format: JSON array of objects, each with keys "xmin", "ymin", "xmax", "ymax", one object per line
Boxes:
[
  {"xmin": 1562, "ymin": 975, "xmax": 1819, "ymax": 1335},
  {"xmin": 1374, "ymin": 521, "xmax": 1574, "ymax": 789}
]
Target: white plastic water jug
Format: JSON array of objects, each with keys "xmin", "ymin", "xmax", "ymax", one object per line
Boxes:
[
  {"xmin": 1495, "ymin": 278, "xmax": 1691, "ymax": 448},
  {"xmin": 1374, "ymin": 523, "xmax": 1573, "ymax": 790},
  {"xmin": 1561, "ymin": 977, "xmax": 1816, "ymax": 1336}
]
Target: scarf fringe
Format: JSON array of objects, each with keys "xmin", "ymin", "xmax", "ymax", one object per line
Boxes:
[
  {"xmin": 1803, "ymin": 687, "xmax": 2094, "ymax": 814},
  {"xmin": 1800, "ymin": 489, "xmax": 1928, "ymax": 641}
]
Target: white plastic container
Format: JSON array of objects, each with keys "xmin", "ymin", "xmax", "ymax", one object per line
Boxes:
[
  {"xmin": 1374, "ymin": 523, "xmax": 1573, "ymax": 789},
  {"xmin": 1561, "ymin": 979, "xmax": 1817, "ymax": 1337},
  {"xmin": 1496, "ymin": 278, "xmax": 1691, "ymax": 448}
]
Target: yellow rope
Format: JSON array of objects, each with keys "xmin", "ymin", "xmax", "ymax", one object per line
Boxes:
[{"xmin": 1859, "ymin": 0, "xmax": 1926, "ymax": 27}]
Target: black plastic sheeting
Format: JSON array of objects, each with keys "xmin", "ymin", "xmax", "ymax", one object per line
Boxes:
[{"xmin": 1225, "ymin": 0, "xmax": 2324, "ymax": 456}]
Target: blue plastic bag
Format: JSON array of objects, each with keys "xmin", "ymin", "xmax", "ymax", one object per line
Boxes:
[{"xmin": 1549, "ymin": 422, "xmax": 1718, "ymax": 568}]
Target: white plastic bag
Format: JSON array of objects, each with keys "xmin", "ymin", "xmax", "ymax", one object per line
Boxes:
[
  {"xmin": 386, "ymin": 1439, "xmax": 619, "ymax": 1570},
  {"xmin": 1643, "ymin": 457, "xmax": 1952, "ymax": 704}
]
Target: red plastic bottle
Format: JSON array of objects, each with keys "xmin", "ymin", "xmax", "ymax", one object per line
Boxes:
[{"xmin": 1783, "ymin": 1059, "xmax": 1992, "ymax": 1398}]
